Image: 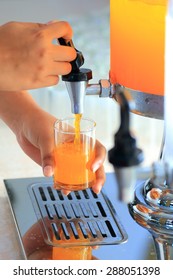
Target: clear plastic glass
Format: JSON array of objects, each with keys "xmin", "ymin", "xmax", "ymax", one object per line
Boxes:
[{"xmin": 54, "ymin": 117, "xmax": 96, "ymax": 191}]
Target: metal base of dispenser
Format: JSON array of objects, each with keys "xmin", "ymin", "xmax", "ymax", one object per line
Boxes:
[
  {"xmin": 126, "ymin": 88, "xmax": 164, "ymax": 119},
  {"xmin": 129, "ymin": 178, "xmax": 173, "ymax": 260},
  {"xmin": 4, "ymin": 173, "xmax": 157, "ymax": 260},
  {"xmin": 28, "ymin": 182, "xmax": 127, "ymax": 248}
]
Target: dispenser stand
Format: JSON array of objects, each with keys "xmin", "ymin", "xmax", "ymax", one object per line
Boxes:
[{"xmin": 129, "ymin": 162, "xmax": 173, "ymax": 260}]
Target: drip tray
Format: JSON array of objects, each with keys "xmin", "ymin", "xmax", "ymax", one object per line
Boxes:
[
  {"xmin": 28, "ymin": 182, "xmax": 127, "ymax": 247},
  {"xmin": 4, "ymin": 174, "xmax": 133, "ymax": 259}
]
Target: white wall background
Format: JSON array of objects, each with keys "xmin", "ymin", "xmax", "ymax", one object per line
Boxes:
[{"xmin": 0, "ymin": 0, "xmax": 108, "ymax": 23}]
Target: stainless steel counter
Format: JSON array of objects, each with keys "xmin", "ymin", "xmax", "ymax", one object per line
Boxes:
[
  {"xmin": 0, "ymin": 173, "xmax": 157, "ymax": 260},
  {"xmin": 0, "ymin": 178, "xmax": 24, "ymax": 259}
]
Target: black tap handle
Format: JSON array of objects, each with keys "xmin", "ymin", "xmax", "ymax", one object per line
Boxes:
[
  {"xmin": 58, "ymin": 37, "xmax": 75, "ymax": 48},
  {"xmin": 58, "ymin": 37, "xmax": 84, "ymax": 71},
  {"xmin": 57, "ymin": 37, "xmax": 92, "ymax": 82},
  {"xmin": 108, "ymin": 90, "xmax": 144, "ymax": 167}
]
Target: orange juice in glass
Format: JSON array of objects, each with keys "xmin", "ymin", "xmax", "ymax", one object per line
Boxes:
[
  {"xmin": 54, "ymin": 117, "xmax": 96, "ymax": 191},
  {"xmin": 110, "ymin": 0, "xmax": 167, "ymax": 95}
]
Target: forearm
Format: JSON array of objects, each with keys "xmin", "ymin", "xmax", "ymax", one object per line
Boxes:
[{"xmin": 0, "ymin": 91, "xmax": 41, "ymax": 134}]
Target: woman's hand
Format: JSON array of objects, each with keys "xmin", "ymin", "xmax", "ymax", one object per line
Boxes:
[
  {"xmin": 0, "ymin": 21, "xmax": 76, "ymax": 91},
  {"xmin": 17, "ymin": 110, "xmax": 106, "ymax": 194},
  {"xmin": 90, "ymin": 140, "xmax": 106, "ymax": 194},
  {"xmin": 0, "ymin": 91, "xmax": 106, "ymax": 194}
]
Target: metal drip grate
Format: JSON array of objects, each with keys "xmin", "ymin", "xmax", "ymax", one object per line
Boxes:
[{"xmin": 28, "ymin": 182, "xmax": 127, "ymax": 247}]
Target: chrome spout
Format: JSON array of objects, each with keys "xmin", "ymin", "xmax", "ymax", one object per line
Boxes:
[
  {"xmin": 86, "ymin": 79, "xmax": 111, "ymax": 97},
  {"xmin": 65, "ymin": 81, "xmax": 88, "ymax": 114}
]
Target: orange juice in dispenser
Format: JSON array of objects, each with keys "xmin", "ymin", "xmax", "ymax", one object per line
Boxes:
[{"xmin": 110, "ymin": 0, "xmax": 167, "ymax": 95}]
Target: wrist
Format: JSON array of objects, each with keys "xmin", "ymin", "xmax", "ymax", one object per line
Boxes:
[{"xmin": 0, "ymin": 91, "xmax": 40, "ymax": 134}]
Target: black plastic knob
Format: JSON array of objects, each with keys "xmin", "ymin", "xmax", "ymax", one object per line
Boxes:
[{"xmin": 108, "ymin": 91, "xmax": 144, "ymax": 168}]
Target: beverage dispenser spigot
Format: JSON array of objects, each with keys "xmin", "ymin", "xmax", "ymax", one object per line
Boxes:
[
  {"xmin": 108, "ymin": 89, "xmax": 144, "ymax": 203},
  {"xmin": 58, "ymin": 38, "xmax": 92, "ymax": 114}
]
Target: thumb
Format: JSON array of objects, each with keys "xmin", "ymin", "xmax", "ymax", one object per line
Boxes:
[
  {"xmin": 42, "ymin": 152, "xmax": 54, "ymax": 177},
  {"xmin": 40, "ymin": 138, "xmax": 55, "ymax": 177}
]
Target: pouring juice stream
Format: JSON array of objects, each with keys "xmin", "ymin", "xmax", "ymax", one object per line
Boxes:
[{"xmin": 74, "ymin": 113, "xmax": 82, "ymax": 145}]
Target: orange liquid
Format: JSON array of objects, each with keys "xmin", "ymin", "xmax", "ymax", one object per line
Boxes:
[
  {"xmin": 54, "ymin": 142, "xmax": 95, "ymax": 190},
  {"xmin": 52, "ymin": 226, "xmax": 92, "ymax": 260},
  {"xmin": 74, "ymin": 113, "xmax": 82, "ymax": 145},
  {"xmin": 52, "ymin": 245, "xmax": 92, "ymax": 260},
  {"xmin": 54, "ymin": 115, "xmax": 95, "ymax": 190},
  {"xmin": 110, "ymin": 0, "xmax": 167, "ymax": 95}
]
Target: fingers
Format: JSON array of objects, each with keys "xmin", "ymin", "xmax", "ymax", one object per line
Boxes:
[
  {"xmin": 62, "ymin": 190, "xmax": 71, "ymax": 196},
  {"xmin": 30, "ymin": 49, "xmax": 75, "ymax": 88},
  {"xmin": 38, "ymin": 121, "xmax": 55, "ymax": 177},
  {"xmin": 90, "ymin": 140, "xmax": 106, "ymax": 194},
  {"xmin": 92, "ymin": 245, "xmax": 100, "ymax": 250},
  {"xmin": 21, "ymin": 135, "xmax": 55, "ymax": 177},
  {"xmin": 28, "ymin": 75, "xmax": 59, "ymax": 89},
  {"xmin": 41, "ymin": 145, "xmax": 54, "ymax": 177},
  {"xmin": 42, "ymin": 75, "xmax": 60, "ymax": 87},
  {"xmin": 41, "ymin": 150, "xmax": 54, "ymax": 177},
  {"xmin": 32, "ymin": 44, "xmax": 76, "ymax": 88},
  {"xmin": 43, "ymin": 21, "xmax": 73, "ymax": 40},
  {"xmin": 22, "ymin": 22, "xmax": 46, "ymax": 29},
  {"xmin": 91, "ymin": 140, "xmax": 106, "ymax": 172},
  {"xmin": 50, "ymin": 61, "xmax": 72, "ymax": 75},
  {"xmin": 92, "ymin": 165, "xmax": 106, "ymax": 194},
  {"xmin": 52, "ymin": 45, "xmax": 77, "ymax": 62},
  {"xmin": 43, "ymin": 164, "xmax": 54, "ymax": 177}
]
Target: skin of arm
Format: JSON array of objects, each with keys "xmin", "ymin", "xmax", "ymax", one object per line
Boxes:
[{"xmin": 0, "ymin": 91, "xmax": 106, "ymax": 194}]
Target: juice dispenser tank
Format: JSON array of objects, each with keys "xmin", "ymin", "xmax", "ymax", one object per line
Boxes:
[
  {"xmin": 57, "ymin": 1, "xmax": 168, "ymax": 203},
  {"xmin": 110, "ymin": 0, "xmax": 167, "ymax": 119}
]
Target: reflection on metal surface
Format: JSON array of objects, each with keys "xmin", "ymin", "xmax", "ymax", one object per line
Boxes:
[
  {"xmin": 28, "ymin": 182, "xmax": 127, "ymax": 247},
  {"xmin": 4, "ymin": 174, "xmax": 156, "ymax": 260},
  {"xmin": 129, "ymin": 162, "xmax": 173, "ymax": 260}
]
